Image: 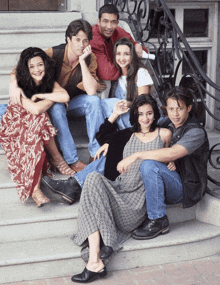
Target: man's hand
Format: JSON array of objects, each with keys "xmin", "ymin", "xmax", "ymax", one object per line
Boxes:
[
  {"xmin": 117, "ymin": 153, "xmax": 138, "ymax": 173},
  {"xmin": 167, "ymin": 161, "xmax": 176, "ymax": 171},
  {"xmin": 94, "ymin": 143, "xmax": 109, "ymax": 160},
  {"xmin": 97, "ymin": 82, "xmax": 107, "ymax": 92},
  {"xmin": 135, "ymin": 43, "xmax": 143, "ymax": 58},
  {"xmin": 79, "ymin": 45, "xmax": 92, "ymax": 62},
  {"xmin": 9, "ymin": 81, "xmax": 25, "ymax": 105}
]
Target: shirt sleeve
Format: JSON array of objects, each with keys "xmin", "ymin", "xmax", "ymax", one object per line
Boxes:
[
  {"xmin": 176, "ymin": 128, "xmax": 206, "ymax": 155},
  {"xmin": 45, "ymin": 47, "xmax": 53, "ymax": 58},
  {"xmin": 137, "ymin": 68, "xmax": 154, "ymax": 87}
]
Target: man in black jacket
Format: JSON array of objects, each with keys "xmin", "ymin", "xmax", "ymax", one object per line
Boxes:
[{"xmin": 116, "ymin": 87, "xmax": 209, "ymax": 240}]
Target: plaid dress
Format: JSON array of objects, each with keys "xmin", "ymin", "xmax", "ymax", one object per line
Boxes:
[{"xmin": 73, "ymin": 130, "xmax": 164, "ymax": 260}]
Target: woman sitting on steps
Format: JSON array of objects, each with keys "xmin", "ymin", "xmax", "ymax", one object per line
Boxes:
[{"xmin": 0, "ymin": 47, "xmax": 75, "ymax": 207}]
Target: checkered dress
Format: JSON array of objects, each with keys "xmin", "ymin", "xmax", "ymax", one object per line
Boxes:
[{"xmin": 73, "ymin": 131, "xmax": 164, "ymax": 261}]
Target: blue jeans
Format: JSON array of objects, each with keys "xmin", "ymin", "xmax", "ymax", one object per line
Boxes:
[
  {"xmin": 101, "ymin": 82, "xmax": 131, "ymax": 130},
  {"xmin": 140, "ymin": 160, "xmax": 183, "ymax": 220},
  {"xmin": 101, "ymin": 98, "xmax": 131, "ymax": 130},
  {"xmin": 48, "ymin": 94, "xmax": 104, "ymax": 164},
  {"xmin": 0, "ymin": 104, "xmax": 7, "ymax": 121},
  {"xmin": 74, "ymin": 155, "xmax": 106, "ymax": 187}
]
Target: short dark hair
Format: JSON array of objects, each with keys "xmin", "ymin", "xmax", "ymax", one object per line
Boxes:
[
  {"xmin": 165, "ymin": 86, "xmax": 193, "ymax": 108},
  {"xmin": 98, "ymin": 4, "xmax": 119, "ymax": 20},
  {"xmin": 16, "ymin": 47, "xmax": 55, "ymax": 99},
  {"xmin": 65, "ymin": 19, "xmax": 93, "ymax": 43},
  {"xmin": 130, "ymin": 94, "xmax": 160, "ymax": 132}
]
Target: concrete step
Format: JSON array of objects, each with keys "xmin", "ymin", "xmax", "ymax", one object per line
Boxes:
[
  {"xmin": 0, "ymin": 188, "xmax": 198, "ymax": 243},
  {"xmin": 1, "ymin": 219, "xmax": 220, "ymax": 283}
]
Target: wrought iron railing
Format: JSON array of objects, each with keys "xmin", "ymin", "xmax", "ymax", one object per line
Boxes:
[{"xmin": 105, "ymin": 0, "xmax": 220, "ymax": 196}]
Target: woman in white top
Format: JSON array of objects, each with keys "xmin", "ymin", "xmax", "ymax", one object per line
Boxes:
[{"xmin": 101, "ymin": 37, "xmax": 154, "ymax": 130}]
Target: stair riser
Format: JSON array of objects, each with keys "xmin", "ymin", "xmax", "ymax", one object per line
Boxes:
[
  {"xmin": 0, "ymin": 53, "xmax": 20, "ymax": 70},
  {"xmin": 1, "ymin": 219, "xmax": 77, "ymax": 244},
  {"xmin": 1, "ymin": 235, "xmax": 219, "ymax": 284},
  {"xmin": 0, "ymin": 74, "xmax": 10, "ymax": 96},
  {"xmin": 108, "ymin": 235, "xmax": 220, "ymax": 271},
  {"xmin": 0, "ymin": 203, "xmax": 196, "ymax": 243},
  {"xmin": 0, "ymin": 33, "xmax": 65, "ymax": 52},
  {"xmin": 0, "ymin": 12, "xmax": 81, "ymax": 30}
]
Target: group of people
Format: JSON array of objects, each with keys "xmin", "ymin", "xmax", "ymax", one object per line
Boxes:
[{"xmin": 0, "ymin": 3, "xmax": 209, "ymax": 284}]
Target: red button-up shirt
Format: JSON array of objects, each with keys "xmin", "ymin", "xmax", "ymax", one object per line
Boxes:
[{"xmin": 90, "ymin": 24, "xmax": 147, "ymax": 81}]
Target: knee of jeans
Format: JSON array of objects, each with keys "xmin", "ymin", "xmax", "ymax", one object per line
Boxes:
[
  {"xmin": 140, "ymin": 160, "xmax": 158, "ymax": 175},
  {"xmin": 49, "ymin": 102, "xmax": 66, "ymax": 116},
  {"xmin": 87, "ymin": 95, "xmax": 100, "ymax": 106}
]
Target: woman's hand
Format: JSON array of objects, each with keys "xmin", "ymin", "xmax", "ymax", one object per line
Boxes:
[
  {"xmin": 117, "ymin": 153, "xmax": 138, "ymax": 173},
  {"xmin": 31, "ymin": 94, "xmax": 46, "ymax": 102},
  {"xmin": 167, "ymin": 161, "xmax": 176, "ymax": 171},
  {"xmin": 9, "ymin": 82, "xmax": 26, "ymax": 105},
  {"xmin": 113, "ymin": 100, "xmax": 129, "ymax": 116},
  {"xmin": 94, "ymin": 143, "xmax": 109, "ymax": 160}
]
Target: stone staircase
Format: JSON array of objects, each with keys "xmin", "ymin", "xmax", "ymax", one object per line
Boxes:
[{"xmin": 1, "ymin": 11, "xmax": 220, "ymax": 284}]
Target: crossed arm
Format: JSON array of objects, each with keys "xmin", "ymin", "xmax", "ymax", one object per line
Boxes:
[
  {"xmin": 117, "ymin": 143, "xmax": 189, "ymax": 174},
  {"xmin": 20, "ymin": 82, "xmax": 69, "ymax": 115}
]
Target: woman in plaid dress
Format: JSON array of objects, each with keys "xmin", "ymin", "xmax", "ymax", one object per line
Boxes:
[{"xmin": 72, "ymin": 94, "xmax": 174, "ymax": 283}]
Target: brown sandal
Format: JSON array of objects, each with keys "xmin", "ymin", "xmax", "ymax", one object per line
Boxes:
[
  {"xmin": 51, "ymin": 159, "xmax": 76, "ymax": 176},
  {"xmin": 32, "ymin": 188, "xmax": 50, "ymax": 207}
]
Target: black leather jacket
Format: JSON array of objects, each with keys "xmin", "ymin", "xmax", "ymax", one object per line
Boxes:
[{"xmin": 161, "ymin": 115, "xmax": 209, "ymax": 208}]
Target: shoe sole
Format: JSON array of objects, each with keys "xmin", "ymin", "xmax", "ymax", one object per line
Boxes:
[
  {"xmin": 132, "ymin": 226, "xmax": 170, "ymax": 240},
  {"xmin": 41, "ymin": 177, "xmax": 74, "ymax": 205},
  {"xmin": 71, "ymin": 269, "xmax": 107, "ymax": 283}
]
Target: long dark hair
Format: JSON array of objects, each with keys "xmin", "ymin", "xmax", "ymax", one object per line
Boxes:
[
  {"xmin": 113, "ymin": 37, "xmax": 149, "ymax": 102},
  {"xmin": 130, "ymin": 94, "xmax": 160, "ymax": 132},
  {"xmin": 16, "ymin": 47, "xmax": 56, "ymax": 99}
]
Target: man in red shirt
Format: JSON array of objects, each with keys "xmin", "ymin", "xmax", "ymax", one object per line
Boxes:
[{"xmin": 90, "ymin": 4, "xmax": 148, "ymax": 96}]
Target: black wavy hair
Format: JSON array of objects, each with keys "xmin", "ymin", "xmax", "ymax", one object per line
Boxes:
[
  {"xmin": 16, "ymin": 47, "xmax": 56, "ymax": 99},
  {"xmin": 113, "ymin": 37, "xmax": 150, "ymax": 102},
  {"xmin": 130, "ymin": 94, "xmax": 160, "ymax": 132},
  {"xmin": 98, "ymin": 4, "xmax": 119, "ymax": 20}
]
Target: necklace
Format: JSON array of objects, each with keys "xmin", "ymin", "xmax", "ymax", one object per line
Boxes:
[{"xmin": 140, "ymin": 130, "xmax": 150, "ymax": 137}]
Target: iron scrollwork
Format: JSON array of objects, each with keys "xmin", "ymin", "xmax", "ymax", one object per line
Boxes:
[{"xmin": 105, "ymin": 0, "xmax": 220, "ymax": 195}]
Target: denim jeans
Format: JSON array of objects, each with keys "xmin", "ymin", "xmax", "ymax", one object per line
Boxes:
[
  {"xmin": 0, "ymin": 104, "xmax": 7, "ymax": 121},
  {"xmin": 48, "ymin": 94, "xmax": 104, "ymax": 164},
  {"xmin": 74, "ymin": 155, "xmax": 106, "ymax": 188},
  {"xmin": 101, "ymin": 82, "xmax": 131, "ymax": 130},
  {"xmin": 140, "ymin": 160, "xmax": 183, "ymax": 220}
]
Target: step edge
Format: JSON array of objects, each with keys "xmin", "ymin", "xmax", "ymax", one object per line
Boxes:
[
  {"xmin": 0, "ymin": 212, "xmax": 78, "ymax": 226},
  {"xmin": 1, "ymin": 220, "xmax": 220, "ymax": 267},
  {"xmin": 0, "ymin": 28, "xmax": 66, "ymax": 34}
]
